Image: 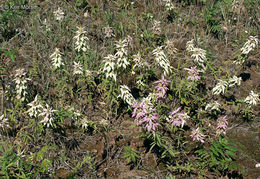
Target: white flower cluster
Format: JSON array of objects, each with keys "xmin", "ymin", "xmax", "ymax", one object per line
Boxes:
[
  {"xmin": 0, "ymin": 114, "xmax": 9, "ymax": 130},
  {"xmin": 115, "ymin": 39, "xmax": 129, "ymax": 69},
  {"xmin": 42, "ymin": 19, "xmax": 51, "ymax": 31},
  {"xmin": 74, "ymin": 27, "xmax": 89, "ymax": 52},
  {"xmin": 228, "ymin": 75, "xmax": 242, "ymax": 87},
  {"xmin": 186, "ymin": 39, "xmax": 207, "ymax": 68},
  {"xmin": 241, "ymin": 36, "xmax": 258, "ymax": 55},
  {"xmin": 163, "ymin": 0, "xmax": 175, "ymax": 11},
  {"xmin": 205, "ymin": 101, "xmax": 221, "ymax": 111},
  {"xmin": 212, "ymin": 75, "xmax": 242, "ymax": 95},
  {"xmin": 165, "ymin": 39, "xmax": 178, "ymax": 55},
  {"xmin": 39, "ymin": 104, "xmax": 57, "ymax": 127},
  {"xmin": 132, "ymin": 52, "xmax": 150, "ymax": 74},
  {"xmin": 13, "ymin": 68, "xmax": 31, "ymax": 101},
  {"xmin": 244, "ymin": 91, "xmax": 259, "ymax": 106},
  {"xmin": 152, "ymin": 20, "xmax": 161, "ymax": 35},
  {"xmin": 27, "ymin": 95, "xmax": 43, "ymax": 118},
  {"xmin": 104, "ymin": 25, "xmax": 114, "ymax": 38},
  {"xmin": 212, "ymin": 79, "xmax": 228, "ymax": 95},
  {"xmin": 50, "ymin": 48, "xmax": 64, "ymax": 69},
  {"xmin": 81, "ymin": 117, "xmax": 89, "ymax": 129},
  {"xmin": 103, "ymin": 54, "xmax": 117, "ymax": 81},
  {"xmin": 53, "ymin": 7, "xmax": 64, "ymax": 21},
  {"xmin": 73, "ymin": 61, "xmax": 83, "ymax": 75},
  {"xmin": 118, "ymin": 85, "xmax": 135, "ymax": 106},
  {"xmin": 152, "ymin": 46, "xmax": 172, "ymax": 76},
  {"xmin": 186, "ymin": 39, "xmax": 195, "ymax": 52}
]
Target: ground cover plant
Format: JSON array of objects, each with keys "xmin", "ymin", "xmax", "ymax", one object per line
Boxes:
[{"xmin": 0, "ymin": 0, "xmax": 259, "ymax": 178}]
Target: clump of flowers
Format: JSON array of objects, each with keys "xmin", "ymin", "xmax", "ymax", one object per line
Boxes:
[
  {"xmin": 115, "ymin": 39, "xmax": 129, "ymax": 69},
  {"xmin": 186, "ymin": 39, "xmax": 207, "ymax": 68},
  {"xmin": 152, "ymin": 46, "xmax": 172, "ymax": 76},
  {"xmin": 165, "ymin": 39, "xmax": 178, "ymax": 55},
  {"xmin": 74, "ymin": 27, "xmax": 89, "ymax": 52},
  {"xmin": 0, "ymin": 115, "xmax": 9, "ymax": 130},
  {"xmin": 125, "ymin": 35, "xmax": 133, "ymax": 48},
  {"xmin": 154, "ymin": 76, "xmax": 170, "ymax": 101},
  {"xmin": 13, "ymin": 68, "xmax": 31, "ymax": 101},
  {"xmin": 212, "ymin": 79, "xmax": 228, "ymax": 95},
  {"xmin": 240, "ymin": 36, "xmax": 258, "ymax": 55},
  {"xmin": 42, "ymin": 19, "xmax": 51, "ymax": 31},
  {"xmin": 27, "ymin": 95, "xmax": 43, "ymax": 118},
  {"xmin": 104, "ymin": 25, "xmax": 114, "ymax": 38},
  {"xmin": 190, "ymin": 127, "xmax": 206, "ymax": 143},
  {"xmin": 39, "ymin": 104, "xmax": 57, "ymax": 127},
  {"xmin": 53, "ymin": 7, "xmax": 64, "ymax": 21},
  {"xmin": 231, "ymin": 0, "xmax": 244, "ymax": 14},
  {"xmin": 191, "ymin": 48, "xmax": 207, "ymax": 68},
  {"xmin": 81, "ymin": 117, "xmax": 89, "ymax": 129},
  {"xmin": 244, "ymin": 90, "xmax": 259, "ymax": 106},
  {"xmin": 186, "ymin": 39, "xmax": 195, "ymax": 52},
  {"xmin": 205, "ymin": 101, "xmax": 221, "ymax": 111},
  {"xmin": 132, "ymin": 52, "xmax": 150, "ymax": 74},
  {"xmin": 103, "ymin": 54, "xmax": 117, "ymax": 81},
  {"xmin": 163, "ymin": 0, "xmax": 175, "ymax": 11},
  {"xmin": 184, "ymin": 66, "xmax": 202, "ymax": 81},
  {"xmin": 50, "ymin": 48, "xmax": 64, "ymax": 69},
  {"xmin": 152, "ymin": 20, "xmax": 161, "ymax": 35},
  {"xmin": 73, "ymin": 61, "xmax": 83, "ymax": 75},
  {"xmin": 132, "ymin": 101, "xmax": 159, "ymax": 135},
  {"xmin": 216, "ymin": 116, "xmax": 228, "ymax": 135},
  {"xmin": 228, "ymin": 75, "xmax": 242, "ymax": 87},
  {"xmin": 168, "ymin": 107, "xmax": 189, "ymax": 128},
  {"xmin": 119, "ymin": 85, "xmax": 135, "ymax": 106}
]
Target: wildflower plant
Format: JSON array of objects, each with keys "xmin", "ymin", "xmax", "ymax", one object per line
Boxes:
[
  {"xmin": 152, "ymin": 20, "xmax": 161, "ymax": 35},
  {"xmin": 115, "ymin": 39, "xmax": 129, "ymax": 69},
  {"xmin": 74, "ymin": 27, "xmax": 89, "ymax": 52},
  {"xmin": 234, "ymin": 36, "xmax": 259, "ymax": 64},
  {"xmin": 53, "ymin": 7, "xmax": 65, "ymax": 21},
  {"xmin": 216, "ymin": 116, "xmax": 228, "ymax": 135},
  {"xmin": 228, "ymin": 75, "xmax": 242, "ymax": 87},
  {"xmin": 163, "ymin": 0, "xmax": 175, "ymax": 11},
  {"xmin": 240, "ymin": 36, "xmax": 258, "ymax": 55},
  {"xmin": 39, "ymin": 104, "xmax": 57, "ymax": 127},
  {"xmin": 212, "ymin": 79, "xmax": 228, "ymax": 95},
  {"xmin": 168, "ymin": 107, "xmax": 188, "ymax": 128},
  {"xmin": 190, "ymin": 127, "xmax": 206, "ymax": 143},
  {"xmin": 132, "ymin": 100, "xmax": 158, "ymax": 135},
  {"xmin": 244, "ymin": 91, "xmax": 259, "ymax": 106},
  {"xmin": 153, "ymin": 76, "xmax": 170, "ymax": 101},
  {"xmin": 0, "ymin": 114, "xmax": 9, "ymax": 130},
  {"xmin": 13, "ymin": 68, "xmax": 31, "ymax": 101},
  {"xmin": 104, "ymin": 25, "xmax": 114, "ymax": 38},
  {"xmin": 73, "ymin": 61, "xmax": 83, "ymax": 75},
  {"xmin": 27, "ymin": 95, "xmax": 43, "ymax": 118},
  {"xmin": 191, "ymin": 48, "xmax": 207, "ymax": 68},
  {"xmin": 50, "ymin": 48, "xmax": 63, "ymax": 69},
  {"xmin": 103, "ymin": 54, "xmax": 117, "ymax": 81},
  {"xmin": 119, "ymin": 85, "xmax": 135, "ymax": 106},
  {"xmin": 205, "ymin": 101, "xmax": 221, "ymax": 112},
  {"xmin": 184, "ymin": 67, "xmax": 201, "ymax": 81},
  {"xmin": 152, "ymin": 46, "xmax": 172, "ymax": 76}
]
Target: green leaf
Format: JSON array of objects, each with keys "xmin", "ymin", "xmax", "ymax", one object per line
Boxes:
[{"xmin": 225, "ymin": 150, "xmax": 236, "ymax": 158}]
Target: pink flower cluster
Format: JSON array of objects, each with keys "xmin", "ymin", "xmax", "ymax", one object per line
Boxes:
[
  {"xmin": 132, "ymin": 101, "xmax": 159, "ymax": 134},
  {"xmin": 154, "ymin": 76, "xmax": 170, "ymax": 101},
  {"xmin": 216, "ymin": 116, "xmax": 228, "ymax": 135},
  {"xmin": 190, "ymin": 127, "xmax": 206, "ymax": 143},
  {"xmin": 184, "ymin": 66, "xmax": 201, "ymax": 81},
  {"xmin": 168, "ymin": 107, "xmax": 187, "ymax": 128}
]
